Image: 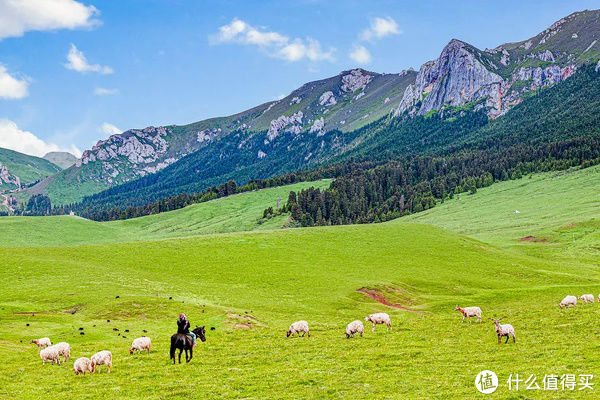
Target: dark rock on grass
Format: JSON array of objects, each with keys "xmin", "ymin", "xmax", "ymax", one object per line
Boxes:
[
  {"xmin": 142, "ymin": 329, "xmax": 147, "ymax": 333},
  {"xmin": 80, "ymin": 332, "xmax": 85, "ymax": 335},
  {"xmin": 169, "ymin": 297, "xmax": 173, "ymax": 300},
  {"xmin": 210, "ymin": 327, "xmax": 215, "ymax": 331},
  {"xmin": 124, "ymin": 329, "xmax": 129, "ymax": 333},
  {"xmin": 113, "ymin": 328, "xmax": 119, "ymax": 331},
  {"xmin": 115, "ymin": 296, "xmax": 120, "ymax": 299},
  {"xmin": 26, "ymin": 323, "xmax": 29, "ymax": 326},
  {"xmin": 107, "ymin": 320, "xmax": 110, "ymax": 323},
  {"xmin": 78, "ymin": 327, "xmax": 84, "ymax": 331}
]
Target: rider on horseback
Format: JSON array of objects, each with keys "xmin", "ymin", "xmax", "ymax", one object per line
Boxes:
[{"xmin": 177, "ymin": 313, "xmax": 196, "ymax": 348}]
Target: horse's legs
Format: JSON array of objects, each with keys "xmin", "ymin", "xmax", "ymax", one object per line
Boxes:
[
  {"xmin": 188, "ymin": 347, "xmax": 193, "ymax": 363},
  {"xmin": 178, "ymin": 349, "xmax": 182, "ymax": 364}
]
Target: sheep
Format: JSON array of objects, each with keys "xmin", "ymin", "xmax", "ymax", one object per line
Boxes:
[
  {"xmin": 345, "ymin": 320, "xmax": 364, "ymax": 338},
  {"xmin": 579, "ymin": 294, "xmax": 594, "ymax": 304},
  {"xmin": 52, "ymin": 342, "xmax": 71, "ymax": 363},
  {"xmin": 91, "ymin": 350, "xmax": 112, "ymax": 373},
  {"xmin": 490, "ymin": 317, "xmax": 516, "ymax": 344},
  {"xmin": 286, "ymin": 321, "xmax": 310, "ymax": 338},
  {"xmin": 73, "ymin": 357, "xmax": 93, "ymax": 375},
  {"xmin": 454, "ymin": 305, "xmax": 482, "ymax": 323},
  {"xmin": 559, "ymin": 295, "xmax": 577, "ymax": 309},
  {"xmin": 40, "ymin": 346, "xmax": 61, "ymax": 365},
  {"xmin": 364, "ymin": 313, "xmax": 391, "ymax": 332},
  {"xmin": 30, "ymin": 337, "xmax": 51, "ymax": 351},
  {"xmin": 130, "ymin": 336, "xmax": 151, "ymax": 354}
]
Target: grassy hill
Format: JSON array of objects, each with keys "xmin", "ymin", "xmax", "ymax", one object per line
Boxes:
[
  {"xmin": 0, "ymin": 148, "xmax": 61, "ymax": 191},
  {"xmin": 0, "ymin": 168, "xmax": 599, "ymax": 398},
  {"xmin": 0, "ymin": 180, "xmax": 330, "ymax": 247}
]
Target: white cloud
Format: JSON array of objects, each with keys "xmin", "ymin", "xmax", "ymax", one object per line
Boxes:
[
  {"xmin": 210, "ymin": 18, "xmax": 335, "ymax": 63},
  {"xmin": 0, "ymin": 64, "xmax": 29, "ymax": 99},
  {"xmin": 359, "ymin": 16, "xmax": 401, "ymax": 41},
  {"xmin": 0, "ymin": 0, "xmax": 100, "ymax": 40},
  {"xmin": 0, "ymin": 119, "xmax": 81, "ymax": 157},
  {"xmin": 93, "ymin": 87, "xmax": 118, "ymax": 96},
  {"xmin": 99, "ymin": 122, "xmax": 121, "ymax": 137},
  {"xmin": 349, "ymin": 45, "xmax": 372, "ymax": 65},
  {"xmin": 65, "ymin": 44, "xmax": 113, "ymax": 74}
]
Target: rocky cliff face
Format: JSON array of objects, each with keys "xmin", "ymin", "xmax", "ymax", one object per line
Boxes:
[
  {"xmin": 395, "ymin": 10, "xmax": 600, "ymax": 117},
  {"xmin": 0, "ymin": 164, "xmax": 20, "ymax": 189}
]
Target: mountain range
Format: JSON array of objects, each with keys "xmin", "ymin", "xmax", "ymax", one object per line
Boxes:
[{"xmin": 12, "ymin": 9, "xmax": 600, "ymax": 210}]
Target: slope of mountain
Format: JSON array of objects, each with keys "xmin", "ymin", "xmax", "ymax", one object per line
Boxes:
[
  {"xmin": 30, "ymin": 69, "xmax": 414, "ymax": 205},
  {"xmin": 0, "ymin": 148, "xmax": 61, "ymax": 192},
  {"xmin": 23, "ymin": 9, "xmax": 600, "ymax": 207},
  {"xmin": 43, "ymin": 152, "xmax": 77, "ymax": 169}
]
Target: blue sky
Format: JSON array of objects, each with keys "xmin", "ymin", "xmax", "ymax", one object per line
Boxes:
[{"xmin": 0, "ymin": 0, "xmax": 599, "ymax": 157}]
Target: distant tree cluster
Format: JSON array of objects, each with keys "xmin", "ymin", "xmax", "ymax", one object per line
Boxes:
[{"xmin": 277, "ymin": 136, "xmax": 600, "ymax": 226}]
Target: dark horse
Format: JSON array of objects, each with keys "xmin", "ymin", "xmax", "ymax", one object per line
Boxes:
[{"xmin": 170, "ymin": 326, "xmax": 206, "ymax": 364}]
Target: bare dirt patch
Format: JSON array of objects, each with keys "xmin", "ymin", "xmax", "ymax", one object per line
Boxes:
[
  {"xmin": 519, "ymin": 236, "xmax": 548, "ymax": 242},
  {"xmin": 357, "ymin": 286, "xmax": 423, "ymax": 314},
  {"xmin": 227, "ymin": 311, "xmax": 263, "ymax": 329}
]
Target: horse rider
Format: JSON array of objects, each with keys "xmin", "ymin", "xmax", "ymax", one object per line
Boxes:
[{"xmin": 177, "ymin": 313, "xmax": 196, "ymax": 347}]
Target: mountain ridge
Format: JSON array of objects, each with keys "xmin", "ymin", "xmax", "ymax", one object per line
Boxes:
[{"xmin": 22, "ymin": 9, "xmax": 600, "ymax": 206}]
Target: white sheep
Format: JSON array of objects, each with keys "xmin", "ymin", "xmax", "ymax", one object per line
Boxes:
[
  {"xmin": 130, "ymin": 336, "xmax": 152, "ymax": 354},
  {"xmin": 579, "ymin": 294, "xmax": 594, "ymax": 304},
  {"xmin": 559, "ymin": 295, "xmax": 577, "ymax": 309},
  {"xmin": 52, "ymin": 342, "xmax": 71, "ymax": 363},
  {"xmin": 345, "ymin": 320, "xmax": 364, "ymax": 338},
  {"xmin": 73, "ymin": 357, "xmax": 93, "ymax": 375},
  {"xmin": 286, "ymin": 321, "xmax": 310, "ymax": 338},
  {"xmin": 40, "ymin": 346, "xmax": 61, "ymax": 365},
  {"xmin": 454, "ymin": 305, "xmax": 482, "ymax": 323},
  {"xmin": 30, "ymin": 337, "xmax": 51, "ymax": 351},
  {"xmin": 91, "ymin": 350, "xmax": 112, "ymax": 373},
  {"xmin": 490, "ymin": 317, "xmax": 516, "ymax": 344},
  {"xmin": 364, "ymin": 313, "xmax": 391, "ymax": 331}
]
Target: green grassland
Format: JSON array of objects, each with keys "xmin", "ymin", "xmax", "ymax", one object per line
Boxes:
[
  {"xmin": 0, "ymin": 180, "xmax": 330, "ymax": 247},
  {"xmin": 0, "ymin": 168, "xmax": 599, "ymax": 398}
]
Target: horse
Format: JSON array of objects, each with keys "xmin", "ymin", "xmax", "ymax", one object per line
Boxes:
[{"xmin": 170, "ymin": 326, "xmax": 206, "ymax": 364}]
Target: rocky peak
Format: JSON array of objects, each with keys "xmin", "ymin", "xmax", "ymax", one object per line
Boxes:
[
  {"xmin": 341, "ymin": 69, "xmax": 373, "ymax": 92},
  {"xmin": 395, "ymin": 38, "xmax": 505, "ymax": 116}
]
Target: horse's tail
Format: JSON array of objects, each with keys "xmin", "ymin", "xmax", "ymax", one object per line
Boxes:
[{"xmin": 169, "ymin": 335, "xmax": 176, "ymax": 360}]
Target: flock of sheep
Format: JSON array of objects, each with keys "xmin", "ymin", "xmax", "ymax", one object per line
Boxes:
[
  {"xmin": 31, "ymin": 336, "xmax": 151, "ymax": 375},
  {"xmin": 30, "ymin": 293, "xmax": 593, "ymax": 373},
  {"xmin": 287, "ymin": 312, "xmax": 392, "ymax": 339},
  {"xmin": 453, "ymin": 293, "xmax": 597, "ymax": 345},
  {"xmin": 559, "ymin": 294, "xmax": 598, "ymax": 308}
]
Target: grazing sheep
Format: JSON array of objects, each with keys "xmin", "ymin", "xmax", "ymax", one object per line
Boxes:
[
  {"xmin": 91, "ymin": 350, "xmax": 112, "ymax": 373},
  {"xmin": 364, "ymin": 313, "xmax": 391, "ymax": 332},
  {"xmin": 454, "ymin": 305, "xmax": 482, "ymax": 323},
  {"xmin": 286, "ymin": 321, "xmax": 310, "ymax": 338},
  {"xmin": 40, "ymin": 346, "xmax": 61, "ymax": 365},
  {"xmin": 490, "ymin": 317, "xmax": 516, "ymax": 344},
  {"xmin": 345, "ymin": 320, "xmax": 364, "ymax": 338},
  {"xmin": 73, "ymin": 357, "xmax": 93, "ymax": 375},
  {"xmin": 559, "ymin": 295, "xmax": 577, "ymax": 309},
  {"xmin": 130, "ymin": 336, "xmax": 151, "ymax": 354},
  {"xmin": 579, "ymin": 294, "xmax": 594, "ymax": 304},
  {"xmin": 30, "ymin": 337, "xmax": 51, "ymax": 351},
  {"xmin": 52, "ymin": 342, "xmax": 71, "ymax": 363}
]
